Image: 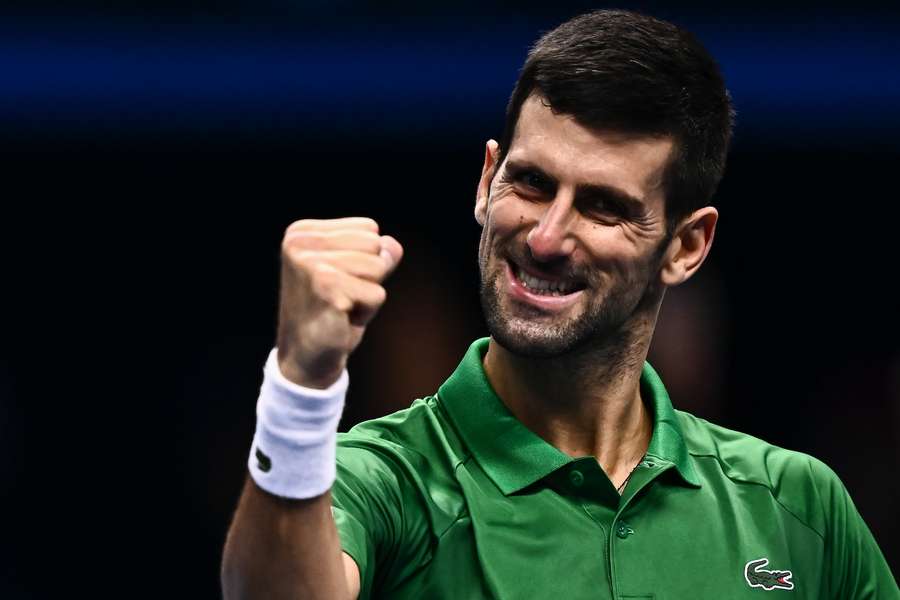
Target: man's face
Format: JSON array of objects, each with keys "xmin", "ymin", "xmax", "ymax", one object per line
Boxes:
[{"xmin": 476, "ymin": 94, "xmax": 675, "ymax": 358}]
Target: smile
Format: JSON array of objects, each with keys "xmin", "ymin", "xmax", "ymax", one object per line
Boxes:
[
  {"xmin": 505, "ymin": 259, "xmax": 586, "ymax": 310},
  {"xmin": 514, "ymin": 265, "xmax": 582, "ymax": 295}
]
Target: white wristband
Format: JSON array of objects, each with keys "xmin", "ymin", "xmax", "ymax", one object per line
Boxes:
[{"xmin": 248, "ymin": 348, "xmax": 349, "ymax": 499}]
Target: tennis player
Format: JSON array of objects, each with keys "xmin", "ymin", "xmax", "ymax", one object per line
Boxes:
[{"xmin": 222, "ymin": 9, "xmax": 898, "ymax": 599}]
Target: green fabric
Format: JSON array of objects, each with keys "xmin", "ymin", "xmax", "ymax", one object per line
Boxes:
[{"xmin": 332, "ymin": 338, "xmax": 898, "ymax": 599}]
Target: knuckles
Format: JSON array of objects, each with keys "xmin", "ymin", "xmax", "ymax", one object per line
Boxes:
[
  {"xmin": 282, "ymin": 231, "xmax": 325, "ymax": 252},
  {"xmin": 278, "ymin": 218, "xmax": 391, "ymax": 317},
  {"xmin": 280, "ymin": 229, "xmax": 382, "ymax": 254},
  {"xmin": 285, "ymin": 218, "xmax": 380, "ymax": 236},
  {"xmin": 281, "ymin": 244, "xmax": 389, "ymax": 281},
  {"xmin": 283, "ymin": 248, "xmax": 318, "ymax": 271}
]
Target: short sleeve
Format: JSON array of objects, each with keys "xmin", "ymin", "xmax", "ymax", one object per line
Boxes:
[
  {"xmin": 331, "ymin": 438, "xmax": 433, "ymax": 600},
  {"xmin": 814, "ymin": 459, "xmax": 900, "ymax": 599}
]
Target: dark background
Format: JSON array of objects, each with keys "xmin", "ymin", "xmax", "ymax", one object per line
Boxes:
[{"xmin": 2, "ymin": 1, "xmax": 898, "ymax": 598}]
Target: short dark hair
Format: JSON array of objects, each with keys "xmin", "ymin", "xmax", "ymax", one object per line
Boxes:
[{"xmin": 498, "ymin": 9, "xmax": 736, "ymax": 232}]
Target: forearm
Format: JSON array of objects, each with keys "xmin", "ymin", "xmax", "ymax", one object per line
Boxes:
[
  {"xmin": 222, "ymin": 217, "xmax": 401, "ymax": 599},
  {"xmin": 222, "ymin": 477, "xmax": 350, "ymax": 600}
]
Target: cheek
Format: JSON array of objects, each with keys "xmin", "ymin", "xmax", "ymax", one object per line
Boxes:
[
  {"xmin": 620, "ymin": 219, "xmax": 665, "ymax": 249},
  {"xmin": 579, "ymin": 227, "xmax": 659, "ymax": 281},
  {"xmin": 485, "ymin": 188, "xmax": 534, "ymax": 237},
  {"xmin": 611, "ymin": 247, "xmax": 664, "ymax": 287}
]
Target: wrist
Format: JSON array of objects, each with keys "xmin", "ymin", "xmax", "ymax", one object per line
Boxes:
[
  {"xmin": 276, "ymin": 347, "xmax": 347, "ymax": 390},
  {"xmin": 248, "ymin": 348, "xmax": 349, "ymax": 499}
]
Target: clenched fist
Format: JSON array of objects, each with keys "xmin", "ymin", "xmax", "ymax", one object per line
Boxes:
[{"xmin": 276, "ymin": 217, "xmax": 403, "ymax": 389}]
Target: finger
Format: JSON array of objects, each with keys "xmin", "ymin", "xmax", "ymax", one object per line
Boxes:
[
  {"xmin": 378, "ymin": 235, "xmax": 404, "ymax": 277},
  {"xmin": 330, "ymin": 270, "xmax": 388, "ymax": 327},
  {"xmin": 284, "ymin": 229, "xmax": 382, "ymax": 254},
  {"xmin": 286, "ymin": 217, "xmax": 379, "ymax": 234},
  {"xmin": 297, "ymin": 250, "xmax": 391, "ymax": 282}
]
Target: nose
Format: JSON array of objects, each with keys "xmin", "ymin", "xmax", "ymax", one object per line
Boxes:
[{"xmin": 526, "ymin": 193, "xmax": 577, "ymax": 261}]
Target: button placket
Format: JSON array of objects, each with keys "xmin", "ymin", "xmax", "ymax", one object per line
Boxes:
[
  {"xmin": 615, "ymin": 521, "xmax": 634, "ymax": 539},
  {"xmin": 568, "ymin": 469, "xmax": 585, "ymax": 487}
]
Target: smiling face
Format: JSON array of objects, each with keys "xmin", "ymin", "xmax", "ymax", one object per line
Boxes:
[{"xmin": 476, "ymin": 94, "xmax": 677, "ymax": 358}]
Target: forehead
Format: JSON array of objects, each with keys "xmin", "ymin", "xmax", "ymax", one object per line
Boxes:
[{"xmin": 507, "ymin": 94, "xmax": 674, "ymax": 204}]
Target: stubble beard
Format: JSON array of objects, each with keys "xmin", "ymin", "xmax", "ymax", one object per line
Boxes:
[{"xmin": 478, "ymin": 246, "xmax": 666, "ymax": 360}]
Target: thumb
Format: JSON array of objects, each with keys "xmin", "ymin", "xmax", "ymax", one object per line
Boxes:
[{"xmin": 379, "ymin": 235, "xmax": 404, "ymax": 277}]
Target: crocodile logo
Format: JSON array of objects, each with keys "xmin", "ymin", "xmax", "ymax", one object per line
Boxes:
[
  {"xmin": 255, "ymin": 447, "xmax": 272, "ymax": 473},
  {"xmin": 744, "ymin": 558, "xmax": 794, "ymax": 591}
]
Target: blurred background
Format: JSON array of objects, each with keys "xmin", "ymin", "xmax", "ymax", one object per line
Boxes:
[{"xmin": 2, "ymin": 0, "xmax": 898, "ymax": 597}]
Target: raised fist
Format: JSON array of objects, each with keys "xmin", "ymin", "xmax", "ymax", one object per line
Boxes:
[{"xmin": 275, "ymin": 217, "xmax": 403, "ymax": 389}]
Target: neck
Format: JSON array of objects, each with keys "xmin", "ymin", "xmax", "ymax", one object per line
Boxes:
[{"xmin": 483, "ymin": 315, "xmax": 658, "ymax": 489}]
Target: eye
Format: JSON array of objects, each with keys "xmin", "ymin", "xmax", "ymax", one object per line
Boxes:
[
  {"xmin": 594, "ymin": 198, "xmax": 622, "ymax": 212},
  {"xmin": 584, "ymin": 197, "xmax": 628, "ymax": 219},
  {"xmin": 509, "ymin": 168, "xmax": 554, "ymax": 195},
  {"xmin": 519, "ymin": 171, "xmax": 545, "ymax": 189}
]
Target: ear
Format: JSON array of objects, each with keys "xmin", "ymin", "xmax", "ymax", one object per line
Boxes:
[
  {"xmin": 475, "ymin": 139, "xmax": 500, "ymax": 226},
  {"xmin": 659, "ymin": 206, "xmax": 718, "ymax": 286}
]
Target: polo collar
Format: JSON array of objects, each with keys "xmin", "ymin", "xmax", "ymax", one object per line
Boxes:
[{"xmin": 437, "ymin": 337, "xmax": 700, "ymax": 495}]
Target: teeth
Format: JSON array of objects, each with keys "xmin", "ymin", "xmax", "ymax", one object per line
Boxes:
[{"xmin": 516, "ymin": 266, "xmax": 577, "ymax": 296}]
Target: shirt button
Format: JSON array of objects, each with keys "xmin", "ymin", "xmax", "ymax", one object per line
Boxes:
[
  {"xmin": 569, "ymin": 469, "xmax": 585, "ymax": 487},
  {"xmin": 616, "ymin": 522, "xmax": 634, "ymax": 539}
]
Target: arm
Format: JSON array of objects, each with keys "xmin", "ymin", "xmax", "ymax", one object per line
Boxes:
[
  {"xmin": 220, "ymin": 217, "xmax": 403, "ymax": 600},
  {"xmin": 221, "ymin": 480, "xmax": 360, "ymax": 600},
  {"xmin": 815, "ymin": 459, "xmax": 900, "ymax": 599}
]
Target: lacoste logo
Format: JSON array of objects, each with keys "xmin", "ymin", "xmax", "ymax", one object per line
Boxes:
[
  {"xmin": 255, "ymin": 447, "xmax": 272, "ymax": 473},
  {"xmin": 744, "ymin": 558, "xmax": 794, "ymax": 591}
]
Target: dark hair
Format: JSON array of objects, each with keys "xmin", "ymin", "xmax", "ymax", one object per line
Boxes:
[{"xmin": 498, "ymin": 9, "xmax": 735, "ymax": 231}]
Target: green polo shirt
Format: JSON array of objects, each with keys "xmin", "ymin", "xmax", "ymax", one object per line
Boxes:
[{"xmin": 332, "ymin": 338, "xmax": 898, "ymax": 599}]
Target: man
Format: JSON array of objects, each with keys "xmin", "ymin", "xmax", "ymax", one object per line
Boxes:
[{"xmin": 221, "ymin": 9, "xmax": 898, "ymax": 599}]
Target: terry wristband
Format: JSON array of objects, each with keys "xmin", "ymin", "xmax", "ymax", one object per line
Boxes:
[{"xmin": 248, "ymin": 348, "xmax": 349, "ymax": 499}]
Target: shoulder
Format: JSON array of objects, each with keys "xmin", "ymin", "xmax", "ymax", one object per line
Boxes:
[
  {"xmin": 337, "ymin": 396, "xmax": 468, "ymax": 495},
  {"xmin": 335, "ymin": 396, "xmax": 469, "ymax": 531},
  {"xmin": 676, "ymin": 410, "xmax": 847, "ymax": 539},
  {"xmin": 337, "ymin": 395, "xmax": 467, "ymax": 467}
]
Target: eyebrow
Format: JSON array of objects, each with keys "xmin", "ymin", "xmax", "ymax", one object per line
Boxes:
[{"xmin": 504, "ymin": 159, "xmax": 647, "ymax": 213}]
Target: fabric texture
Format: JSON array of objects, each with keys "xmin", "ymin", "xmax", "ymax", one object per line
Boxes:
[
  {"xmin": 248, "ymin": 347, "xmax": 349, "ymax": 499},
  {"xmin": 331, "ymin": 338, "xmax": 899, "ymax": 599}
]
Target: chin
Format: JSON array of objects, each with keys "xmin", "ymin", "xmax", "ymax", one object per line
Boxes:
[
  {"xmin": 480, "ymin": 280, "xmax": 593, "ymax": 359},
  {"xmin": 490, "ymin": 326, "xmax": 582, "ymax": 358},
  {"xmin": 479, "ymin": 261, "xmax": 646, "ymax": 360}
]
